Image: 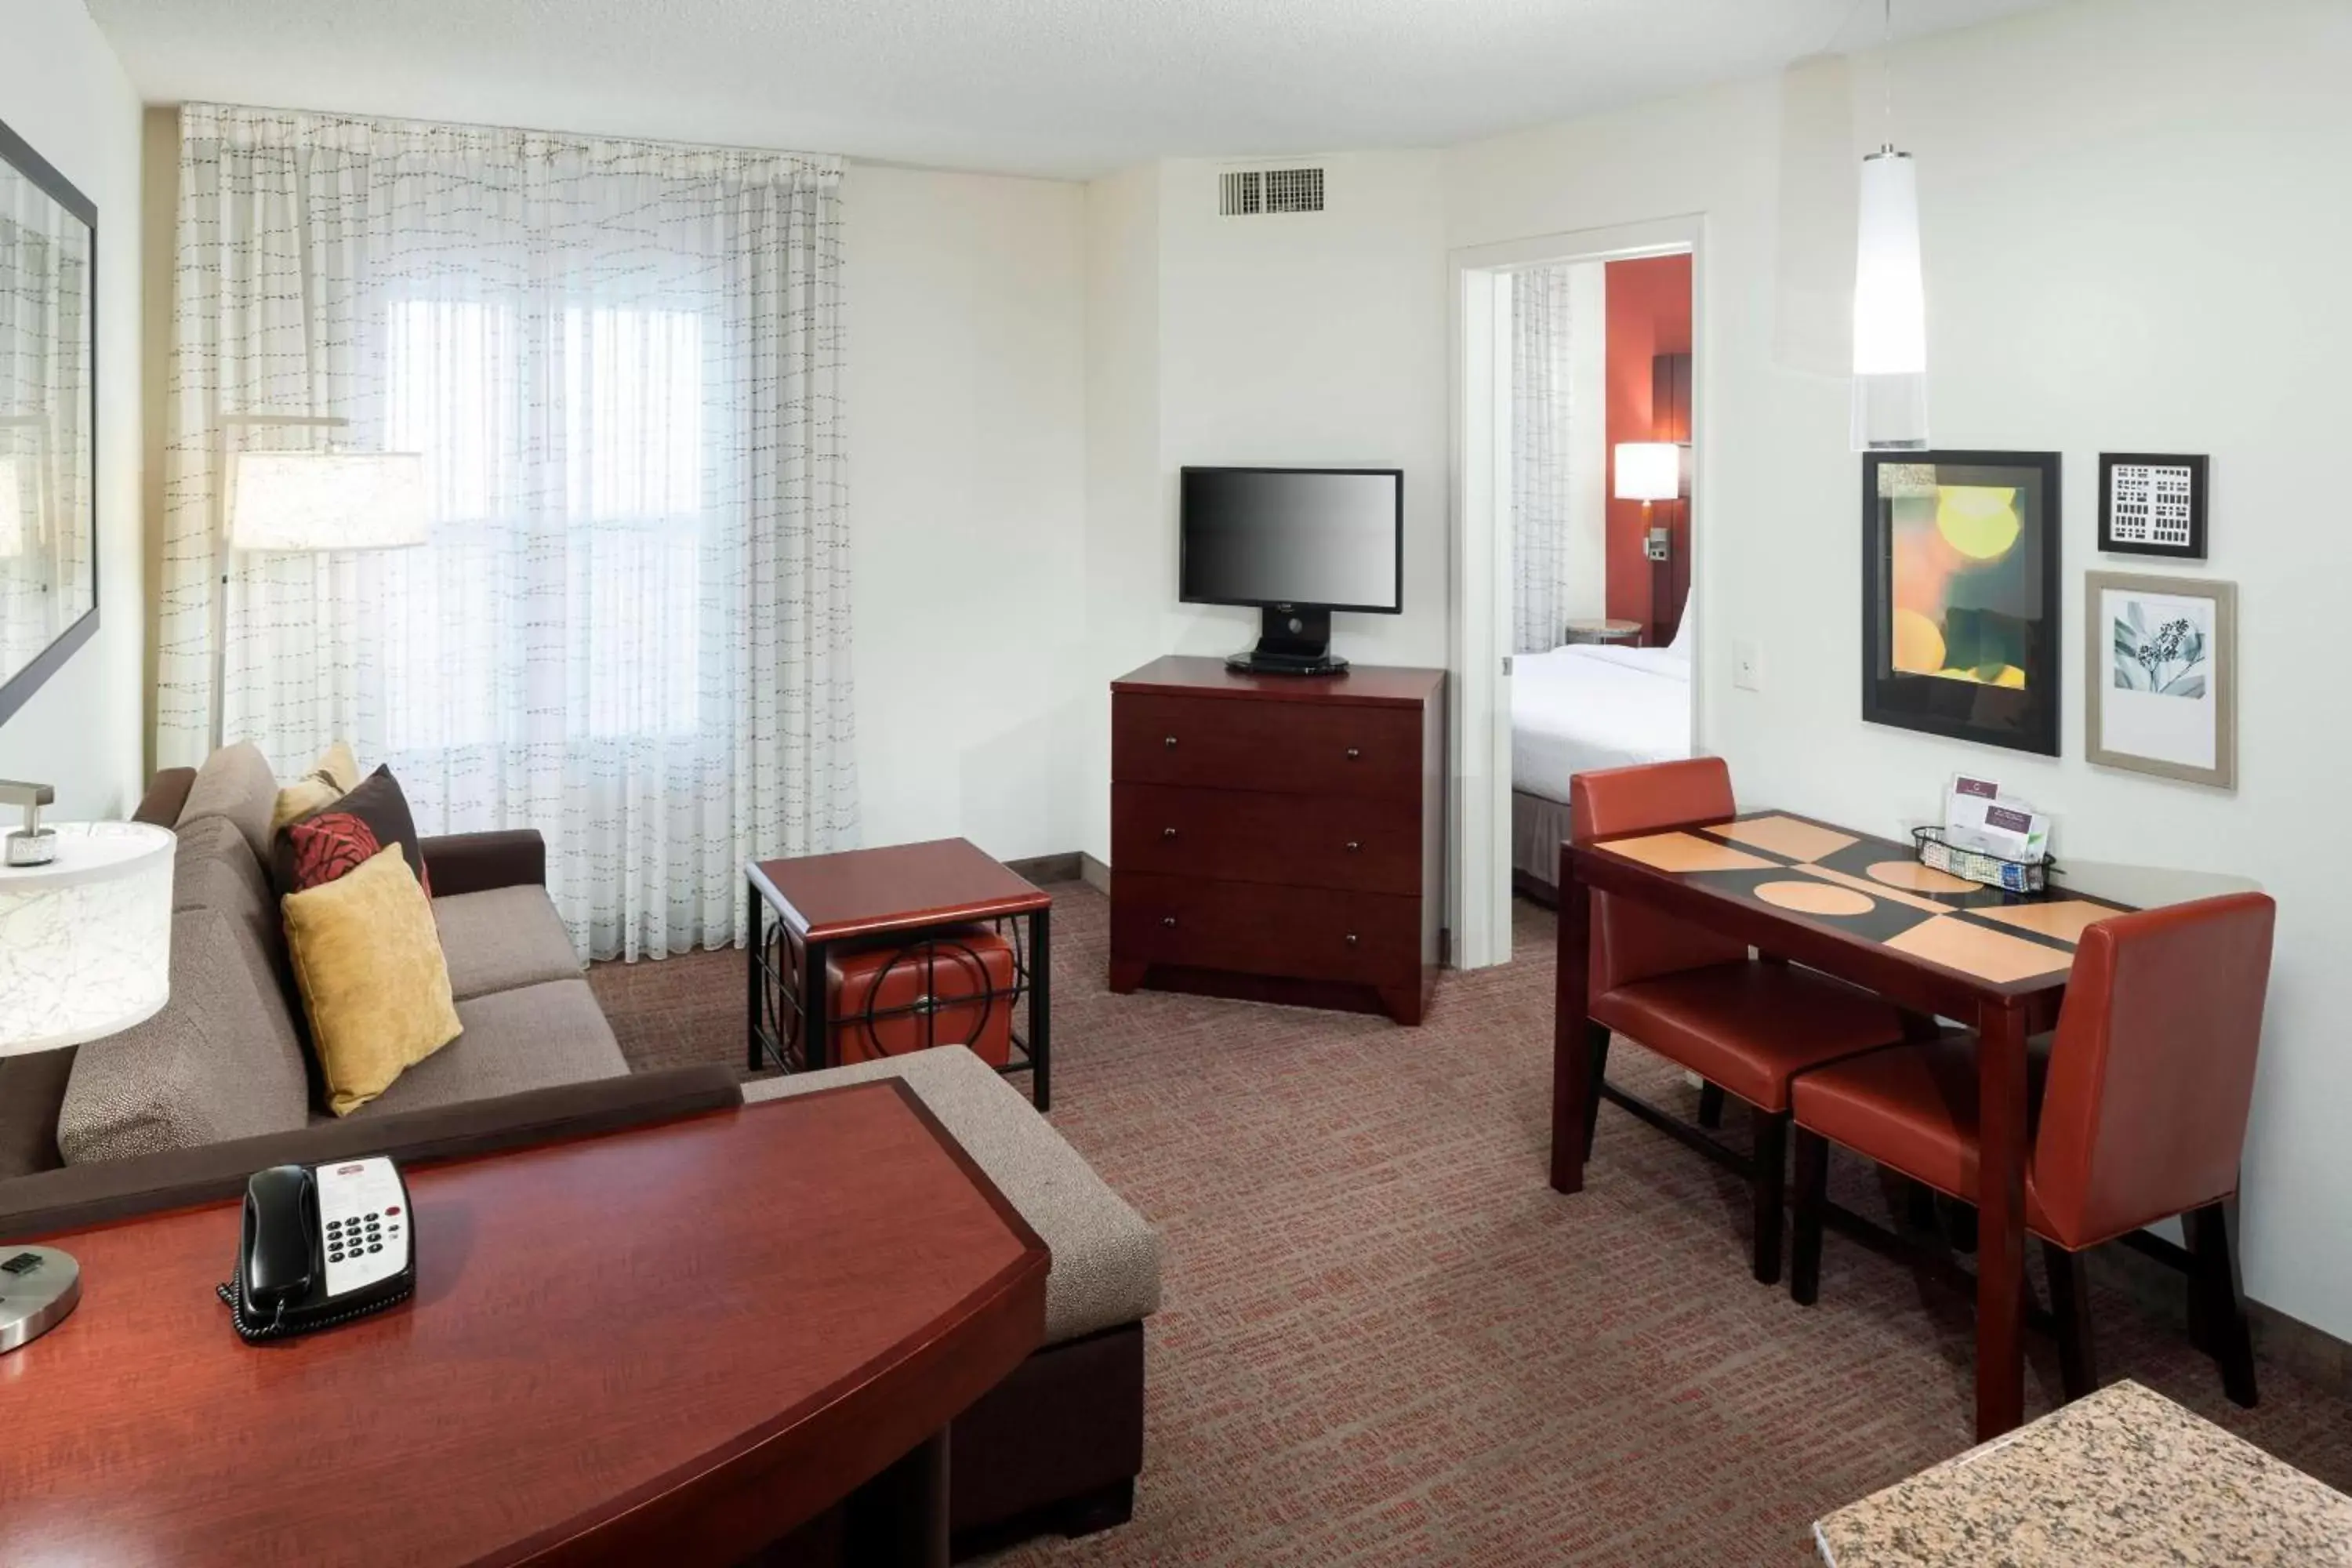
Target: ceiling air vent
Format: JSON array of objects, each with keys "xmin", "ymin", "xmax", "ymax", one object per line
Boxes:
[{"xmin": 1219, "ymin": 165, "xmax": 1325, "ymax": 217}]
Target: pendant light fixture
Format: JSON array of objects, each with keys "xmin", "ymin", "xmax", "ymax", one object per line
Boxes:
[{"xmin": 1852, "ymin": 0, "xmax": 1928, "ymax": 450}]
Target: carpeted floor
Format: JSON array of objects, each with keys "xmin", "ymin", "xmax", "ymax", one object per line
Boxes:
[{"xmin": 590, "ymin": 881, "xmax": 2352, "ymax": 1565}]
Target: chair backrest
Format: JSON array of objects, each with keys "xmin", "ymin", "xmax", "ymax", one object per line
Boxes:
[
  {"xmin": 2031, "ymin": 892, "xmax": 2276, "ymax": 1250},
  {"xmin": 1568, "ymin": 758, "xmax": 1749, "ymax": 996}
]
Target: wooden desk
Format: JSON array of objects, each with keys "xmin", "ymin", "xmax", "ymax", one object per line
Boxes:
[
  {"xmin": 1553, "ymin": 811, "xmax": 2153, "ymax": 1442},
  {"xmin": 0, "ymin": 1083, "xmax": 1048, "ymax": 1567}
]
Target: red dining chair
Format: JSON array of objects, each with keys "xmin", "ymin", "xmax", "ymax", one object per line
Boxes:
[
  {"xmin": 1787, "ymin": 892, "xmax": 2275, "ymax": 1406},
  {"xmin": 1570, "ymin": 759, "xmax": 1911, "ymax": 1283}
]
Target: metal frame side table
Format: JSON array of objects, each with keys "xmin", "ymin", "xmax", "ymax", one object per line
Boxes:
[
  {"xmin": 1563, "ymin": 618, "xmax": 1645, "ymax": 646},
  {"xmin": 747, "ymin": 838, "xmax": 1054, "ymax": 1109}
]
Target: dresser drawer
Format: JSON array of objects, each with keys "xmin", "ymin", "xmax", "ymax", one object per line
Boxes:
[
  {"xmin": 1112, "ymin": 872, "xmax": 1421, "ymax": 986},
  {"xmin": 1112, "ymin": 783, "xmax": 1421, "ymax": 896},
  {"xmin": 1112, "ymin": 694, "xmax": 1421, "ymax": 801}
]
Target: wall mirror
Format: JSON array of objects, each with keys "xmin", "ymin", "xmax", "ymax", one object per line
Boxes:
[{"xmin": 0, "ymin": 114, "xmax": 98, "ymax": 729}]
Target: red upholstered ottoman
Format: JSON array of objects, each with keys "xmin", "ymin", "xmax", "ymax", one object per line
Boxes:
[{"xmin": 826, "ymin": 924, "xmax": 1018, "ymax": 1068}]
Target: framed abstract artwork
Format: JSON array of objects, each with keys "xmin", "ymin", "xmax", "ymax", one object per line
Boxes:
[
  {"xmin": 2098, "ymin": 452, "xmax": 2208, "ymax": 559},
  {"xmin": 1861, "ymin": 450, "xmax": 2062, "ymax": 756},
  {"xmin": 2085, "ymin": 571, "xmax": 2236, "ymax": 789}
]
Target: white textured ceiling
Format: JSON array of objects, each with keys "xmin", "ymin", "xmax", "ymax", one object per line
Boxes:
[{"xmin": 88, "ymin": 0, "xmax": 2065, "ymax": 179}]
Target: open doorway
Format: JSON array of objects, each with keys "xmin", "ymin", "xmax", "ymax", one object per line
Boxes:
[{"xmin": 1449, "ymin": 220, "xmax": 1704, "ymax": 970}]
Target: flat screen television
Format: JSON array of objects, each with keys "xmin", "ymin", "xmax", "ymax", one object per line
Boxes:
[{"xmin": 1178, "ymin": 466, "xmax": 1402, "ymax": 674}]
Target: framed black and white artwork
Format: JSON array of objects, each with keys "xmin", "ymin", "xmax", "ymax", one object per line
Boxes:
[
  {"xmin": 2085, "ymin": 571, "xmax": 2236, "ymax": 789},
  {"xmin": 2098, "ymin": 453, "xmax": 2208, "ymax": 559}
]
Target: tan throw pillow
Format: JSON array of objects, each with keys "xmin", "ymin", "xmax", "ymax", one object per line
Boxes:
[
  {"xmin": 281, "ymin": 843, "xmax": 462, "ymax": 1117},
  {"xmin": 269, "ymin": 741, "xmax": 362, "ymax": 835}
]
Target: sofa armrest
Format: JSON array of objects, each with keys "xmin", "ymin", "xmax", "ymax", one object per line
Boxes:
[
  {"xmin": 422, "ymin": 829, "xmax": 546, "ymax": 897},
  {"xmin": 0, "ymin": 1065, "xmax": 742, "ymax": 1243},
  {"xmin": 134, "ymin": 768, "xmax": 198, "ymax": 827}
]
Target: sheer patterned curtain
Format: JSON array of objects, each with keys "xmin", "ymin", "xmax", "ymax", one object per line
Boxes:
[
  {"xmin": 154, "ymin": 103, "xmax": 857, "ymax": 960},
  {"xmin": 1510, "ymin": 264, "xmax": 1578, "ymax": 654}
]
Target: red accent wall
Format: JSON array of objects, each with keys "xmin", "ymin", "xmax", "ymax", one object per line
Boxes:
[{"xmin": 1603, "ymin": 253, "xmax": 1692, "ymax": 640}]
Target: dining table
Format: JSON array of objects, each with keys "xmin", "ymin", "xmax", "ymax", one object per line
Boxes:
[{"xmin": 1549, "ymin": 808, "xmax": 2254, "ymax": 1441}]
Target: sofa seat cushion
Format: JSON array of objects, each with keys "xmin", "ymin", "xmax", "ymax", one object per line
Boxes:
[
  {"xmin": 745, "ymin": 1048, "xmax": 1162, "ymax": 1346},
  {"xmin": 434, "ymin": 885, "xmax": 583, "ymax": 1001},
  {"xmin": 58, "ymin": 907, "xmax": 314, "ymax": 1163},
  {"xmin": 336, "ymin": 978, "xmax": 627, "ymax": 1122}
]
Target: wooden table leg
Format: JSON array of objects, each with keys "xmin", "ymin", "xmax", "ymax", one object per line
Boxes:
[
  {"xmin": 1975, "ymin": 998, "xmax": 2030, "ymax": 1439},
  {"xmin": 840, "ymin": 1426, "xmax": 950, "ymax": 1567},
  {"xmin": 1029, "ymin": 905, "xmax": 1052, "ymax": 1112},
  {"xmin": 1552, "ymin": 840, "xmax": 1595, "ymax": 1194}
]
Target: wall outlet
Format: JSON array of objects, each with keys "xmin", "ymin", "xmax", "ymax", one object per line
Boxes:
[{"xmin": 1733, "ymin": 639, "xmax": 1762, "ymax": 691}]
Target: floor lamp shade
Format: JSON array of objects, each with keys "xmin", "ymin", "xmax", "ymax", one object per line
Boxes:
[
  {"xmin": 1852, "ymin": 149, "xmax": 1929, "ymax": 451},
  {"xmin": 1613, "ymin": 442, "xmax": 1683, "ymax": 503},
  {"xmin": 0, "ymin": 822, "xmax": 175, "ymax": 1054},
  {"xmin": 227, "ymin": 451, "xmax": 429, "ymax": 552}
]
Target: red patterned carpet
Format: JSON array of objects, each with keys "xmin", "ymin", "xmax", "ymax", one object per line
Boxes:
[{"xmin": 593, "ymin": 881, "xmax": 2352, "ymax": 1566}]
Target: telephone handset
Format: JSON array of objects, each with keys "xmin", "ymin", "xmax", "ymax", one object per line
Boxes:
[{"xmin": 218, "ymin": 1156, "xmax": 416, "ymax": 1342}]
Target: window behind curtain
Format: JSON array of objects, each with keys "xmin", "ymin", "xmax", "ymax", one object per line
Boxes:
[{"xmin": 382, "ymin": 298, "xmax": 707, "ymax": 748}]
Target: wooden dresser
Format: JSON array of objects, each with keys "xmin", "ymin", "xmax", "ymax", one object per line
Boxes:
[{"xmin": 1108, "ymin": 656, "xmax": 1445, "ymax": 1025}]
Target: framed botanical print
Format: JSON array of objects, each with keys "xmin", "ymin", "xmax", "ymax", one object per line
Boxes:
[
  {"xmin": 2086, "ymin": 571, "xmax": 2236, "ymax": 789},
  {"xmin": 2098, "ymin": 453, "xmax": 2208, "ymax": 559},
  {"xmin": 1862, "ymin": 450, "xmax": 2062, "ymax": 756}
]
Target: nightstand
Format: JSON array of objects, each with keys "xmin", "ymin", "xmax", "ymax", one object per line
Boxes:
[{"xmin": 1564, "ymin": 619, "xmax": 1644, "ymax": 647}]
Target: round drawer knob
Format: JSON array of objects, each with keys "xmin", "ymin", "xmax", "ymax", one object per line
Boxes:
[
  {"xmin": 1345, "ymin": 933, "xmax": 1360, "ymax": 947},
  {"xmin": 1345, "ymin": 747, "xmax": 1361, "ymax": 760},
  {"xmin": 1164, "ymin": 735, "xmax": 1178, "ymax": 749},
  {"xmin": 1345, "ymin": 840, "xmax": 1361, "ymax": 853},
  {"xmin": 1162, "ymin": 915, "xmax": 1178, "ymax": 928},
  {"xmin": 1163, "ymin": 826, "xmax": 1179, "ymax": 840}
]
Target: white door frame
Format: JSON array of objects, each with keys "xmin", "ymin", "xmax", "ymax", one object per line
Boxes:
[{"xmin": 1447, "ymin": 215, "xmax": 1709, "ymax": 971}]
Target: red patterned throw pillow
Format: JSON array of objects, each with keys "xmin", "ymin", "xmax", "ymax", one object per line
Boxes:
[{"xmin": 271, "ymin": 765, "xmax": 432, "ymax": 898}]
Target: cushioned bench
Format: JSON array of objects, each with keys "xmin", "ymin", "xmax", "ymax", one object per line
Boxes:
[{"xmin": 747, "ymin": 1047, "xmax": 1161, "ymax": 1550}]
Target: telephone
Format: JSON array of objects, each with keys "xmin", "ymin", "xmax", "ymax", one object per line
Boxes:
[{"xmin": 217, "ymin": 1156, "xmax": 416, "ymax": 1343}]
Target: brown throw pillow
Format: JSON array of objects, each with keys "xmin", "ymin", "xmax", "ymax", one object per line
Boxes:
[
  {"xmin": 281, "ymin": 844, "xmax": 462, "ymax": 1117},
  {"xmin": 274, "ymin": 764, "xmax": 431, "ymax": 899}
]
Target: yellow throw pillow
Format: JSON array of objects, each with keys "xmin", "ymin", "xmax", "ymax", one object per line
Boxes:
[
  {"xmin": 281, "ymin": 844, "xmax": 462, "ymax": 1116},
  {"xmin": 268, "ymin": 741, "xmax": 362, "ymax": 834}
]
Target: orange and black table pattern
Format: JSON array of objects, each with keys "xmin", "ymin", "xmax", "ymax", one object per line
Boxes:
[
  {"xmin": 747, "ymin": 839, "xmax": 1054, "ymax": 1109},
  {"xmin": 1602, "ymin": 813, "xmax": 2135, "ymax": 986}
]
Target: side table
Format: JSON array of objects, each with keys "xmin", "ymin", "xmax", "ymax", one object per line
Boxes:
[
  {"xmin": 748, "ymin": 838, "xmax": 1053, "ymax": 1109},
  {"xmin": 1563, "ymin": 618, "xmax": 1644, "ymax": 646}
]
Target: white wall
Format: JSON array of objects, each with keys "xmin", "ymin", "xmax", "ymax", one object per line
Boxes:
[
  {"xmin": 0, "ymin": 1, "xmax": 144, "ymax": 818},
  {"xmin": 1562, "ymin": 260, "xmax": 1608, "ymax": 624},
  {"xmin": 843, "ymin": 162, "xmax": 1087, "ymax": 862},
  {"xmin": 1075, "ymin": 151, "xmax": 1450, "ymax": 862},
  {"xmin": 1446, "ymin": 0, "xmax": 2352, "ymax": 1336}
]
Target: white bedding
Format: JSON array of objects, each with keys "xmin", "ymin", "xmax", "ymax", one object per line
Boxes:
[{"xmin": 1512, "ymin": 643, "xmax": 1693, "ymax": 802}]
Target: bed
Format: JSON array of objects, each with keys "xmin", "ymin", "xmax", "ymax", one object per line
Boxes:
[{"xmin": 1511, "ymin": 640, "xmax": 1693, "ymax": 900}]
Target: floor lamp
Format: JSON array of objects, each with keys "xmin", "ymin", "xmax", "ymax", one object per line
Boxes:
[{"xmin": 209, "ymin": 414, "xmax": 429, "ymax": 750}]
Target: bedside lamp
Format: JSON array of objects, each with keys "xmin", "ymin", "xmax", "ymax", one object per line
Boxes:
[
  {"xmin": 0, "ymin": 797, "xmax": 175, "ymax": 1353},
  {"xmin": 1613, "ymin": 441, "xmax": 1682, "ymax": 506},
  {"xmin": 226, "ymin": 450, "xmax": 429, "ymax": 552}
]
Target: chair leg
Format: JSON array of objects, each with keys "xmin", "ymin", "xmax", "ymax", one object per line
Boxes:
[
  {"xmin": 2187, "ymin": 1200, "xmax": 2259, "ymax": 1408},
  {"xmin": 1791, "ymin": 1128, "xmax": 1828, "ymax": 1306},
  {"xmin": 2042, "ymin": 1239, "xmax": 2099, "ymax": 1403},
  {"xmin": 1697, "ymin": 1081, "xmax": 1725, "ymax": 1130},
  {"xmin": 1751, "ymin": 1109, "xmax": 1789, "ymax": 1285},
  {"xmin": 1582, "ymin": 1025, "xmax": 1611, "ymax": 1155},
  {"xmin": 1904, "ymin": 1179, "xmax": 1940, "ymax": 1234}
]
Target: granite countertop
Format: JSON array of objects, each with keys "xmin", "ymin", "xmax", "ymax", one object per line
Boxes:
[{"xmin": 1815, "ymin": 1380, "xmax": 2352, "ymax": 1566}]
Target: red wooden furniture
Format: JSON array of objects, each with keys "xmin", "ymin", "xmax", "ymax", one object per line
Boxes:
[
  {"xmin": 750, "ymin": 838, "xmax": 1051, "ymax": 1107},
  {"xmin": 0, "ymin": 1083, "xmax": 1048, "ymax": 1567},
  {"xmin": 1554, "ymin": 798, "xmax": 2172, "ymax": 1439},
  {"xmin": 1109, "ymin": 657, "xmax": 1445, "ymax": 1025},
  {"xmin": 1557, "ymin": 759, "xmax": 1909, "ymax": 1283},
  {"xmin": 1789, "ymin": 892, "xmax": 2276, "ymax": 1408}
]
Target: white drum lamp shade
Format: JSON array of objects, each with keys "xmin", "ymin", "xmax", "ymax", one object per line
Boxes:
[
  {"xmin": 1853, "ymin": 148, "xmax": 1929, "ymax": 451},
  {"xmin": 1613, "ymin": 442, "xmax": 1682, "ymax": 503},
  {"xmin": 227, "ymin": 451, "xmax": 429, "ymax": 552},
  {"xmin": 0, "ymin": 822, "xmax": 175, "ymax": 1054}
]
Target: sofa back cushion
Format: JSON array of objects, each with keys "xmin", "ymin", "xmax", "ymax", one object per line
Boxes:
[
  {"xmin": 176, "ymin": 741, "xmax": 279, "ymax": 866},
  {"xmin": 57, "ymin": 906, "xmax": 314, "ymax": 1163}
]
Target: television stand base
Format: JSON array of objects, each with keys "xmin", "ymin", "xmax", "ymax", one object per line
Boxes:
[{"xmin": 1228, "ymin": 605, "xmax": 1348, "ymax": 677}]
